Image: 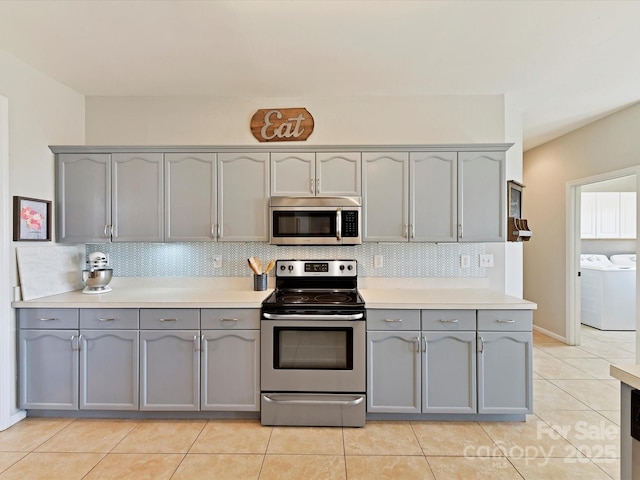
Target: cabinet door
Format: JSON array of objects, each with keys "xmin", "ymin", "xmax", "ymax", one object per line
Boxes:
[
  {"xmin": 79, "ymin": 330, "xmax": 139, "ymax": 410},
  {"xmin": 580, "ymin": 192, "xmax": 596, "ymax": 239},
  {"xmin": 270, "ymin": 152, "xmax": 315, "ymax": 196},
  {"xmin": 410, "ymin": 152, "xmax": 457, "ymax": 242},
  {"xmin": 140, "ymin": 330, "xmax": 200, "ymax": 411},
  {"xmin": 458, "ymin": 151, "xmax": 505, "ymax": 242},
  {"xmin": 112, "ymin": 153, "xmax": 164, "ymax": 242},
  {"xmin": 596, "ymin": 192, "xmax": 620, "ymax": 238},
  {"xmin": 219, "ymin": 153, "xmax": 270, "ymax": 241},
  {"xmin": 620, "ymin": 192, "xmax": 637, "ymax": 239},
  {"xmin": 477, "ymin": 331, "xmax": 533, "ymax": 414},
  {"xmin": 367, "ymin": 331, "xmax": 420, "ymax": 413},
  {"xmin": 19, "ymin": 330, "xmax": 78, "ymax": 410},
  {"xmin": 56, "ymin": 153, "xmax": 111, "ymax": 243},
  {"xmin": 316, "ymin": 152, "xmax": 361, "ymax": 196},
  {"xmin": 362, "ymin": 152, "xmax": 409, "ymax": 242},
  {"xmin": 201, "ymin": 330, "xmax": 260, "ymax": 411},
  {"xmin": 423, "ymin": 331, "xmax": 476, "ymax": 414},
  {"xmin": 165, "ymin": 153, "xmax": 217, "ymax": 242}
]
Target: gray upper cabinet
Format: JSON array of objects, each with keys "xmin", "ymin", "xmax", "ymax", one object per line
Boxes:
[
  {"xmin": 362, "ymin": 152, "xmax": 409, "ymax": 242},
  {"xmin": 165, "ymin": 153, "xmax": 217, "ymax": 242},
  {"xmin": 56, "ymin": 152, "xmax": 163, "ymax": 243},
  {"xmin": 271, "ymin": 152, "xmax": 361, "ymax": 197},
  {"xmin": 218, "ymin": 153, "xmax": 270, "ymax": 241},
  {"xmin": 112, "ymin": 153, "xmax": 164, "ymax": 242},
  {"xmin": 56, "ymin": 153, "xmax": 111, "ymax": 243},
  {"xmin": 410, "ymin": 152, "xmax": 458, "ymax": 242},
  {"xmin": 458, "ymin": 151, "xmax": 505, "ymax": 242}
]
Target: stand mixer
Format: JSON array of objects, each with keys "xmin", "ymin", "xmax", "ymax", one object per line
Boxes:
[{"xmin": 82, "ymin": 252, "xmax": 113, "ymax": 294}]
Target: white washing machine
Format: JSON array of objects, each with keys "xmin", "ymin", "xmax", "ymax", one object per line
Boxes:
[
  {"xmin": 611, "ymin": 254, "xmax": 637, "ymax": 268},
  {"xmin": 580, "ymin": 254, "xmax": 636, "ymax": 330}
]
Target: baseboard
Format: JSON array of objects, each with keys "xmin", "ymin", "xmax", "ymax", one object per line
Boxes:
[{"xmin": 533, "ymin": 324, "xmax": 567, "ymax": 344}]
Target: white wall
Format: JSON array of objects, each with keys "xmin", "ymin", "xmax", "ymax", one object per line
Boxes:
[
  {"xmin": 86, "ymin": 95, "xmax": 505, "ymax": 145},
  {"xmin": 523, "ymin": 101, "xmax": 640, "ymax": 339},
  {"xmin": 0, "ymin": 48, "xmax": 85, "ymax": 425}
]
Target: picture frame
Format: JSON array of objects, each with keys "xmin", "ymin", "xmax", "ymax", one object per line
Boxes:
[
  {"xmin": 13, "ymin": 196, "xmax": 51, "ymax": 241},
  {"xmin": 507, "ymin": 180, "xmax": 524, "ymax": 219}
]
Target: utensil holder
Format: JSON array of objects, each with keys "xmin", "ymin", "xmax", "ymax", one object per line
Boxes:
[{"xmin": 253, "ymin": 273, "xmax": 268, "ymax": 291}]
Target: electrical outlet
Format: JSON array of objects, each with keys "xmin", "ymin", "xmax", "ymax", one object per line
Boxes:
[
  {"xmin": 374, "ymin": 255, "xmax": 383, "ymax": 268},
  {"xmin": 460, "ymin": 254, "xmax": 470, "ymax": 269},
  {"xmin": 212, "ymin": 255, "xmax": 222, "ymax": 268},
  {"xmin": 479, "ymin": 254, "xmax": 494, "ymax": 268}
]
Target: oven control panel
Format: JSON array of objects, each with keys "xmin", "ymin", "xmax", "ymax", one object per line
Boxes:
[{"xmin": 276, "ymin": 260, "xmax": 357, "ymax": 277}]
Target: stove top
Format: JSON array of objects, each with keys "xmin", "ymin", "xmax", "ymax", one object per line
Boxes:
[{"xmin": 261, "ymin": 259, "xmax": 364, "ymax": 312}]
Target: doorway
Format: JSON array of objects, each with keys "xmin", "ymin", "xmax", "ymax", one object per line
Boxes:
[{"xmin": 567, "ymin": 168, "xmax": 640, "ymax": 352}]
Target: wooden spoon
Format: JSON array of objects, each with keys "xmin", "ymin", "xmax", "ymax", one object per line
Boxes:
[
  {"xmin": 263, "ymin": 259, "xmax": 276, "ymax": 274},
  {"xmin": 248, "ymin": 258, "xmax": 261, "ymax": 275},
  {"xmin": 253, "ymin": 257, "xmax": 263, "ymax": 274}
]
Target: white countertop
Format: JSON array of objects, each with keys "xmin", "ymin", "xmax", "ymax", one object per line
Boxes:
[
  {"xmin": 360, "ymin": 288, "xmax": 537, "ymax": 310},
  {"xmin": 12, "ymin": 277, "xmax": 537, "ymax": 310},
  {"xmin": 610, "ymin": 364, "xmax": 640, "ymax": 390}
]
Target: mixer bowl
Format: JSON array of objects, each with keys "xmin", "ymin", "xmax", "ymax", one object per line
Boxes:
[{"xmin": 82, "ymin": 268, "xmax": 113, "ymax": 289}]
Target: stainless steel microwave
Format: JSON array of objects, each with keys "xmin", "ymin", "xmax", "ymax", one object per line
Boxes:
[{"xmin": 269, "ymin": 196, "xmax": 362, "ymax": 245}]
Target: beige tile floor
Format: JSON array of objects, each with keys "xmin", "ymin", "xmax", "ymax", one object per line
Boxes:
[{"xmin": 0, "ymin": 325, "xmax": 633, "ymax": 479}]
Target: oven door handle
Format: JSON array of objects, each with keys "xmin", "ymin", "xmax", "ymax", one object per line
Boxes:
[
  {"xmin": 262, "ymin": 312, "xmax": 364, "ymax": 321},
  {"xmin": 263, "ymin": 394, "xmax": 364, "ymax": 406},
  {"xmin": 336, "ymin": 208, "xmax": 342, "ymax": 241}
]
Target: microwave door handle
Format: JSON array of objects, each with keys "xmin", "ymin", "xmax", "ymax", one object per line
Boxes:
[{"xmin": 336, "ymin": 209, "xmax": 342, "ymax": 241}]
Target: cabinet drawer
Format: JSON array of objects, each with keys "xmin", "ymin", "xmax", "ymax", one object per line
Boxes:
[
  {"xmin": 366, "ymin": 309, "xmax": 420, "ymax": 331},
  {"xmin": 18, "ymin": 308, "xmax": 78, "ymax": 329},
  {"xmin": 477, "ymin": 310, "xmax": 532, "ymax": 331},
  {"xmin": 422, "ymin": 310, "xmax": 476, "ymax": 330},
  {"xmin": 80, "ymin": 309, "xmax": 139, "ymax": 329},
  {"xmin": 140, "ymin": 309, "xmax": 200, "ymax": 329},
  {"xmin": 201, "ymin": 308, "xmax": 260, "ymax": 330}
]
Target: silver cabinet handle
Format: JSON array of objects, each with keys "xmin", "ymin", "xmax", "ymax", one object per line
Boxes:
[
  {"xmin": 78, "ymin": 334, "xmax": 83, "ymax": 351},
  {"xmin": 415, "ymin": 336, "xmax": 421, "ymax": 353},
  {"xmin": 217, "ymin": 224, "xmax": 221, "ymax": 240},
  {"xmin": 263, "ymin": 394, "xmax": 364, "ymax": 406},
  {"xmin": 458, "ymin": 224, "xmax": 463, "ymax": 239},
  {"xmin": 384, "ymin": 318, "xmax": 403, "ymax": 323},
  {"xmin": 403, "ymin": 224, "xmax": 408, "ymax": 238},
  {"xmin": 316, "ymin": 178, "xmax": 320, "ymax": 194},
  {"xmin": 193, "ymin": 335, "xmax": 200, "ymax": 351},
  {"xmin": 98, "ymin": 318, "xmax": 115, "ymax": 322},
  {"xmin": 159, "ymin": 318, "xmax": 177, "ymax": 322},
  {"xmin": 104, "ymin": 224, "xmax": 110, "ymax": 238},
  {"xmin": 410, "ymin": 224, "xmax": 415, "ymax": 238},
  {"xmin": 310, "ymin": 178, "xmax": 314, "ymax": 194},
  {"xmin": 478, "ymin": 336, "xmax": 484, "ymax": 353},
  {"xmin": 71, "ymin": 335, "xmax": 82, "ymax": 351},
  {"xmin": 221, "ymin": 318, "xmax": 238, "ymax": 322},
  {"xmin": 439, "ymin": 319, "xmax": 459, "ymax": 323},
  {"xmin": 70, "ymin": 335, "xmax": 77, "ymax": 351},
  {"xmin": 422, "ymin": 336, "xmax": 427, "ymax": 352},
  {"xmin": 211, "ymin": 224, "xmax": 216, "ymax": 239},
  {"xmin": 111, "ymin": 224, "xmax": 117, "ymax": 238},
  {"xmin": 497, "ymin": 319, "xmax": 516, "ymax": 323},
  {"xmin": 39, "ymin": 317, "xmax": 57, "ymax": 322}
]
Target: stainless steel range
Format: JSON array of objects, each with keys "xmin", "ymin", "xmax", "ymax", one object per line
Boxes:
[{"xmin": 260, "ymin": 259, "xmax": 366, "ymax": 427}]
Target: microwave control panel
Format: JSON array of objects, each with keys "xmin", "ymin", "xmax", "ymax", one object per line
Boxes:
[{"xmin": 342, "ymin": 211, "xmax": 359, "ymax": 237}]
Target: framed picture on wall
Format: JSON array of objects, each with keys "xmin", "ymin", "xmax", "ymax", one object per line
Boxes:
[{"xmin": 13, "ymin": 196, "xmax": 51, "ymax": 241}]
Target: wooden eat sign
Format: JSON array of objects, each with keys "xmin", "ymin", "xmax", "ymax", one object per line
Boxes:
[{"xmin": 250, "ymin": 108, "xmax": 314, "ymax": 142}]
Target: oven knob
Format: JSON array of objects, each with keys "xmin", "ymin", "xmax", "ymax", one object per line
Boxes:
[
  {"xmin": 288, "ymin": 265, "xmax": 294, "ymax": 271},
  {"xmin": 339, "ymin": 265, "xmax": 345, "ymax": 271},
  {"xmin": 280, "ymin": 265, "xmax": 286, "ymax": 271},
  {"xmin": 347, "ymin": 265, "xmax": 353, "ymax": 271}
]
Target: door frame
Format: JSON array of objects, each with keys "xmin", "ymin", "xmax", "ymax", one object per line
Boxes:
[{"xmin": 566, "ymin": 167, "xmax": 640, "ymax": 348}]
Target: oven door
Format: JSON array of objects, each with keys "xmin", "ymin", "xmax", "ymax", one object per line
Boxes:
[
  {"xmin": 270, "ymin": 206, "xmax": 361, "ymax": 245},
  {"xmin": 261, "ymin": 318, "xmax": 365, "ymax": 393}
]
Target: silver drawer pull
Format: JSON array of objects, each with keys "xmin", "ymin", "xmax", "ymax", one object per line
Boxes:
[
  {"xmin": 221, "ymin": 318, "xmax": 239, "ymax": 322},
  {"xmin": 99, "ymin": 318, "xmax": 115, "ymax": 322},
  {"xmin": 159, "ymin": 318, "xmax": 177, "ymax": 322},
  {"xmin": 497, "ymin": 319, "xmax": 516, "ymax": 323},
  {"xmin": 439, "ymin": 319, "xmax": 459, "ymax": 323},
  {"xmin": 263, "ymin": 394, "xmax": 363, "ymax": 407},
  {"xmin": 39, "ymin": 318, "xmax": 57, "ymax": 321},
  {"xmin": 384, "ymin": 318, "xmax": 403, "ymax": 323}
]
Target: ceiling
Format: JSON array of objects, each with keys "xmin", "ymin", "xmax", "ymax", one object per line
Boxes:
[{"xmin": 0, "ymin": 0, "xmax": 639, "ymax": 151}]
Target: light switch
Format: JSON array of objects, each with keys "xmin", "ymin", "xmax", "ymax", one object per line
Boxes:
[
  {"xmin": 374, "ymin": 255, "xmax": 383, "ymax": 268},
  {"xmin": 212, "ymin": 255, "xmax": 222, "ymax": 268},
  {"xmin": 460, "ymin": 255, "xmax": 470, "ymax": 268}
]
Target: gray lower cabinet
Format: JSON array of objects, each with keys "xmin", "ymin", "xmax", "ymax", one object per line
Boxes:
[
  {"xmin": 19, "ymin": 308, "xmax": 139, "ymax": 411},
  {"xmin": 200, "ymin": 308, "xmax": 260, "ymax": 411},
  {"xmin": 477, "ymin": 310, "xmax": 533, "ymax": 414},
  {"xmin": 366, "ymin": 309, "xmax": 476, "ymax": 414},
  {"xmin": 139, "ymin": 309, "xmax": 201, "ymax": 411}
]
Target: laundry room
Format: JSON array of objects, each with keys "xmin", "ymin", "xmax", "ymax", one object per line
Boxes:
[{"xmin": 580, "ymin": 174, "xmax": 637, "ymax": 331}]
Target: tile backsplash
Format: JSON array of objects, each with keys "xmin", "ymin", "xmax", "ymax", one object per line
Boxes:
[{"xmin": 86, "ymin": 242, "xmax": 487, "ymax": 278}]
